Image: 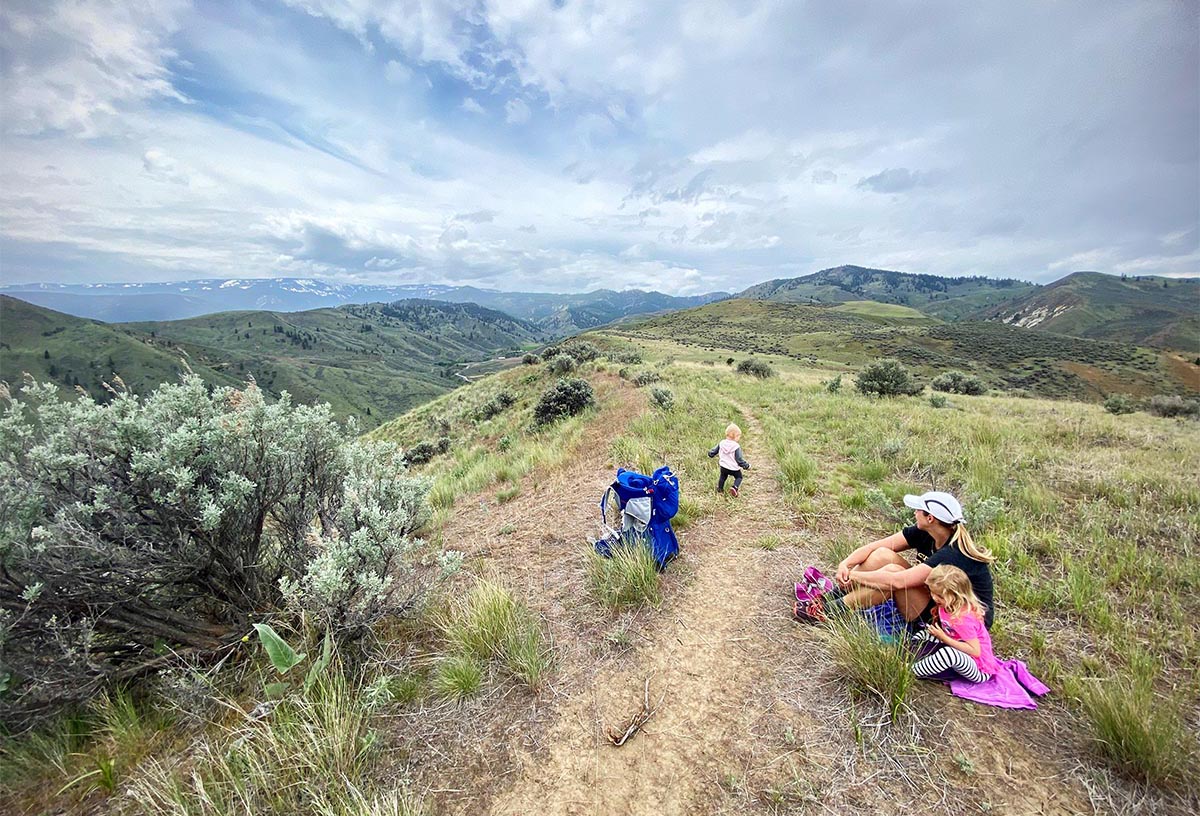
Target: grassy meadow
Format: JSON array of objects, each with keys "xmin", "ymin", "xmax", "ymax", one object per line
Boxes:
[{"xmin": 4, "ymin": 320, "xmax": 1198, "ymax": 814}]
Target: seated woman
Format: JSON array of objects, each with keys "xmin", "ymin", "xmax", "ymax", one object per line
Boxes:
[{"xmin": 799, "ymin": 490, "xmax": 996, "ymax": 628}]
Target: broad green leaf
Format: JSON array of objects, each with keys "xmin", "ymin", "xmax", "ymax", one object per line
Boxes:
[
  {"xmin": 263, "ymin": 681, "xmax": 291, "ymax": 699},
  {"xmin": 252, "ymin": 622, "xmax": 306, "ymax": 675}
]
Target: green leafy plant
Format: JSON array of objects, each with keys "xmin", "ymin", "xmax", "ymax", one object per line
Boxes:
[
  {"xmin": 931, "ymin": 370, "xmax": 986, "ymax": 395},
  {"xmin": 1102, "ymin": 394, "xmax": 1137, "ymax": 415},
  {"xmin": 855, "ymin": 358, "xmax": 924, "ymax": 397},
  {"xmin": 736, "ymin": 358, "xmax": 774, "ymax": 378},
  {"xmin": 533, "ymin": 377, "xmax": 595, "ymax": 425}
]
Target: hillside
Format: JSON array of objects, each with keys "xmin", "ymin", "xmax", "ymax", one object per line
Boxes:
[
  {"xmin": 983, "ymin": 271, "xmax": 1200, "ymax": 352},
  {"xmin": 616, "ymin": 298, "xmax": 1200, "ymax": 401},
  {"xmin": 1, "ymin": 279, "xmax": 727, "ymax": 332},
  {"xmin": 0, "ymin": 297, "xmax": 539, "ymax": 429},
  {"xmin": 739, "ymin": 264, "xmax": 1036, "ymax": 315},
  {"xmin": 0, "ymin": 295, "xmax": 244, "ymax": 399}
]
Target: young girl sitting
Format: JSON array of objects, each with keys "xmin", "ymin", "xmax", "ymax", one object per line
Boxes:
[
  {"xmin": 913, "ymin": 565, "xmax": 1000, "ymax": 683},
  {"xmin": 707, "ymin": 423, "xmax": 751, "ymax": 497}
]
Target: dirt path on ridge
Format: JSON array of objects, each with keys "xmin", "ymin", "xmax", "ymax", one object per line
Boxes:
[{"xmin": 485, "ymin": 403, "xmax": 809, "ymax": 815}]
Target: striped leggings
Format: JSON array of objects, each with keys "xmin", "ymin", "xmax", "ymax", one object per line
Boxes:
[{"xmin": 912, "ymin": 644, "xmax": 990, "ymax": 683}]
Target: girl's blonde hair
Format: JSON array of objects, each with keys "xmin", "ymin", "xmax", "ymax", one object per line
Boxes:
[
  {"xmin": 725, "ymin": 423, "xmax": 742, "ymax": 441},
  {"xmin": 926, "ymin": 565, "xmax": 987, "ymax": 620}
]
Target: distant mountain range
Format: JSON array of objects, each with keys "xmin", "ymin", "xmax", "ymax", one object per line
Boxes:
[
  {"xmin": 0, "ymin": 296, "xmax": 540, "ymax": 429},
  {"xmin": 737, "ymin": 265, "xmax": 1198, "ymax": 352},
  {"xmin": 0, "ymin": 279, "xmax": 728, "ymax": 336}
]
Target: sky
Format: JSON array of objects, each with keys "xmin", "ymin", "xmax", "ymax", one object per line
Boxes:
[{"xmin": 1, "ymin": 0, "xmax": 1197, "ymax": 295}]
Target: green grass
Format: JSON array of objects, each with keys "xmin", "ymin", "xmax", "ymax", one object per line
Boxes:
[
  {"xmin": 432, "ymin": 655, "xmax": 485, "ymax": 700},
  {"xmin": 437, "ymin": 579, "xmax": 553, "ymax": 689},
  {"xmin": 824, "ymin": 615, "xmax": 916, "ymax": 722},
  {"xmin": 587, "ymin": 541, "xmax": 662, "ymax": 609},
  {"xmin": 1077, "ymin": 662, "xmax": 1193, "ymax": 787},
  {"xmin": 126, "ymin": 665, "xmax": 425, "ymax": 816}
]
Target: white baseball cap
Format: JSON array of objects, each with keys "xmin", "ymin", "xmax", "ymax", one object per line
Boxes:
[{"xmin": 903, "ymin": 491, "xmax": 964, "ymax": 524}]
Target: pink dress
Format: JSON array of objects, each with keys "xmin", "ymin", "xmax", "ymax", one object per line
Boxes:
[{"xmin": 939, "ymin": 608, "xmax": 1000, "ymax": 675}]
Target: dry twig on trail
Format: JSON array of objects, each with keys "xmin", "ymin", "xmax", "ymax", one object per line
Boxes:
[{"xmin": 607, "ymin": 677, "xmax": 665, "ymax": 747}]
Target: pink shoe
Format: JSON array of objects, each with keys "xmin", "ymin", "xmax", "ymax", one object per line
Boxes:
[{"xmin": 729, "ymin": 486, "xmax": 739, "ymax": 497}]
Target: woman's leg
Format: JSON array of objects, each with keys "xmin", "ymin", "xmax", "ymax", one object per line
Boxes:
[
  {"xmin": 847, "ymin": 549, "xmax": 934, "ymax": 622},
  {"xmin": 913, "ymin": 646, "xmax": 988, "ymax": 683}
]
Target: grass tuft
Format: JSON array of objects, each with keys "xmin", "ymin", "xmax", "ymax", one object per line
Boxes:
[
  {"xmin": 432, "ymin": 655, "xmax": 484, "ymax": 700},
  {"xmin": 825, "ymin": 615, "xmax": 915, "ymax": 722},
  {"xmin": 587, "ymin": 541, "xmax": 662, "ymax": 609},
  {"xmin": 438, "ymin": 579, "xmax": 553, "ymax": 689},
  {"xmin": 1078, "ymin": 666, "xmax": 1192, "ymax": 786}
]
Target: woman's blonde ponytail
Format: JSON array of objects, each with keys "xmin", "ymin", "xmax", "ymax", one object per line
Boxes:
[{"xmin": 950, "ymin": 523, "xmax": 995, "ymax": 563}]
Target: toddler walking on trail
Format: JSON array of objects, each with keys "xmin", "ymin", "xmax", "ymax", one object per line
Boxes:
[
  {"xmin": 912, "ymin": 565, "xmax": 999, "ymax": 683},
  {"xmin": 708, "ymin": 423, "xmax": 751, "ymax": 497}
]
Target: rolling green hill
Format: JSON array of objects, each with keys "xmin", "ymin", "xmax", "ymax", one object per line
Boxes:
[
  {"xmin": 615, "ymin": 298, "xmax": 1199, "ymax": 401},
  {"xmin": 0, "ymin": 297, "xmax": 540, "ymax": 429},
  {"xmin": 0, "ymin": 295, "xmax": 245, "ymax": 399},
  {"xmin": 982, "ymin": 271, "xmax": 1200, "ymax": 352},
  {"xmin": 739, "ymin": 264, "xmax": 1037, "ymax": 315}
]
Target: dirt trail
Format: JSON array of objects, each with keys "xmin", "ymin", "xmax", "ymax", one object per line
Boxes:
[{"xmin": 487, "ymin": 403, "xmax": 804, "ymax": 815}]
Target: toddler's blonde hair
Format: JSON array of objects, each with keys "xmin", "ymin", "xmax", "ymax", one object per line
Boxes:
[
  {"xmin": 725, "ymin": 423, "xmax": 742, "ymax": 441},
  {"xmin": 926, "ymin": 565, "xmax": 986, "ymax": 620}
]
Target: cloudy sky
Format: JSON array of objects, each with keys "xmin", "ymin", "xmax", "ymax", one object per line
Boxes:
[{"xmin": 1, "ymin": 1, "xmax": 1196, "ymax": 294}]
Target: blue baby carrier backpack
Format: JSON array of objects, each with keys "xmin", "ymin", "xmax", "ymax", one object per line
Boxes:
[{"xmin": 594, "ymin": 466, "xmax": 681, "ymax": 570}]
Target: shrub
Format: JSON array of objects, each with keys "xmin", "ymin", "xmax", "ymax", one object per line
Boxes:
[
  {"xmin": 560, "ymin": 340, "xmax": 600, "ymax": 362},
  {"xmin": 736, "ymin": 358, "xmax": 774, "ymax": 378},
  {"xmin": 855, "ymin": 358, "xmax": 923, "ymax": 397},
  {"xmin": 1147, "ymin": 394, "xmax": 1199, "ymax": 418},
  {"xmin": 587, "ymin": 540, "xmax": 661, "ymax": 608},
  {"xmin": 823, "ymin": 374, "xmax": 843, "ymax": 393},
  {"xmin": 649, "ymin": 386, "xmax": 675, "ymax": 410},
  {"xmin": 631, "ymin": 369, "xmax": 661, "ymax": 387},
  {"xmin": 403, "ymin": 437, "xmax": 451, "ymax": 465},
  {"xmin": 931, "ymin": 370, "xmax": 986, "ymax": 395},
  {"xmin": 929, "ymin": 394, "xmax": 947, "ymax": 409},
  {"xmin": 540, "ymin": 345, "xmax": 561, "ymax": 359},
  {"xmin": 826, "ymin": 615, "xmax": 915, "ymax": 722},
  {"xmin": 726, "ymin": 357, "xmax": 734, "ymax": 366},
  {"xmin": 521, "ymin": 353, "xmax": 540, "ymax": 365},
  {"xmin": 533, "ymin": 378, "xmax": 595, "ymax": 426},
  {"xmin": 1103, "ymin": 394, "xmax": 1137, "ymax": 415},
  {"xmin": 476, "ymin": 390, "xmax": 517, "ymax": 421},
  {"xmin": 546, "ymin": 355, "xmax": 577, "ymax": 375},
  {"xmin": 0, "ymin": 376, "xmax": 433, "ymax": 726}
]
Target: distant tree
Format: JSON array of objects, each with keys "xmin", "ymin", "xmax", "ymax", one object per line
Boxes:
[
  {"xmin": 42, "ymin": 350, "xmax": 49, "ymax": 360},
  {"xmin": 1103, "ymin": 394, "xmax": 1137, "ymax": 415},
  {"xmin": 855, "ymin": 359, "xmax": 924, "ymax": 397},
  {"xmin": 931, "ymin": 371, "xmax": 986, "ymax": 396}
]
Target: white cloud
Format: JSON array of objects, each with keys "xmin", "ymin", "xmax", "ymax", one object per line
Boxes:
[
  {"xmin": 504, "ymin": 98, "xmax": 531, "ymax": 125},
  {"xmin": 0, "ymin": 1, "xmax": 1196, "ymax": 292},
  {"xmin": 0, "ymin": 0, "xmax": 188, "ymax": 138}
]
